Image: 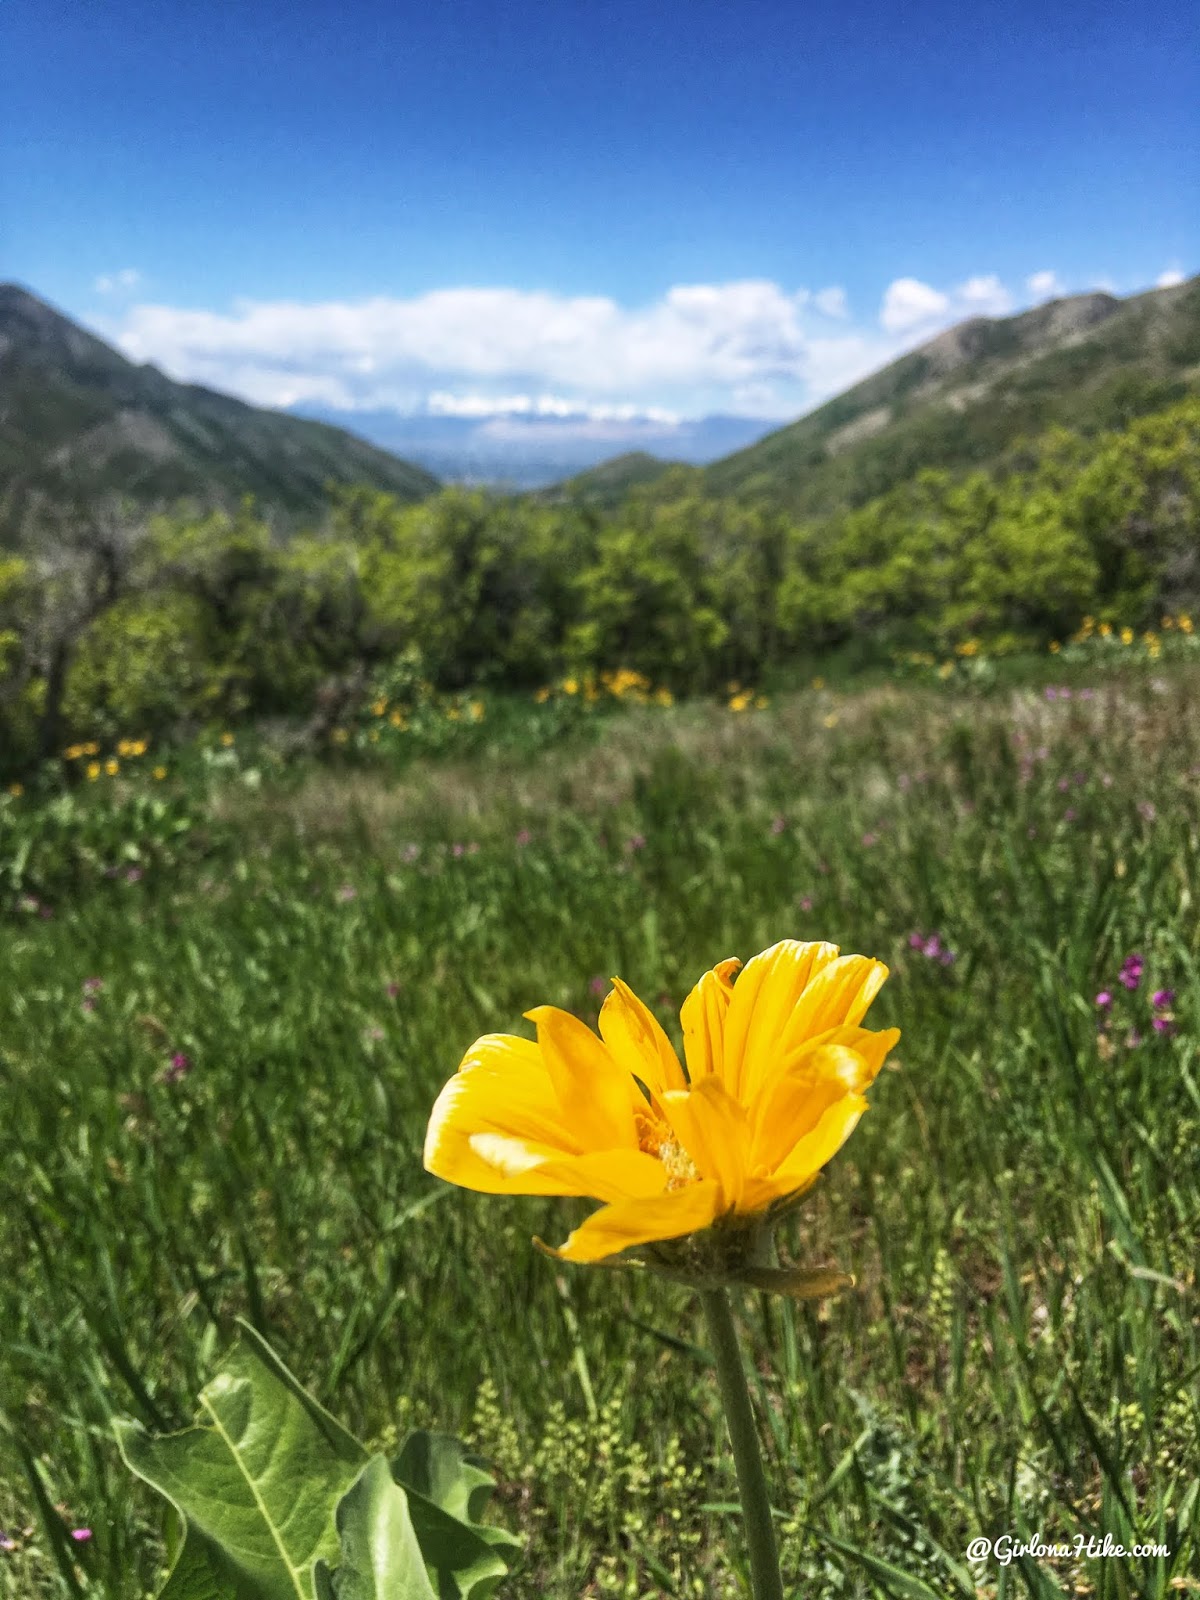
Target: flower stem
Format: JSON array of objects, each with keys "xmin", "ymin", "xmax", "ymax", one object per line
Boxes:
[{"xmin": 700, "ymin": 1287, "xmax": 784, "ymax": 1600}]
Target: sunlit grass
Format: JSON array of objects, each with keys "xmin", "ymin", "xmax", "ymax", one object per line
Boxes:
[{"xmin": 2, "ymin": 665, "xmax": 1198, "ymax": 1597}]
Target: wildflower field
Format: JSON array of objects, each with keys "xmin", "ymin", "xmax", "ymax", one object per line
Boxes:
[{"xmin": 2, "ymin": 659, "xmax": 1198, "ymax": 1599}]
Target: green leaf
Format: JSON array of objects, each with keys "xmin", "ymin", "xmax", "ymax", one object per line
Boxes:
[
  {"xmin": 115, "ymin": 1321, "xmax": 368, "ymax": 1599},
  {"xmin": 312, "ymin": 1456, "xmax": 436, "ymax": 1600},
  {"xmin": 733, "ymin": 1265, "xmax": 856, "ymax": 1300},
  {"xmin": 393, "ymin": 1432, "xmax": 519, "ymax": 1599}
]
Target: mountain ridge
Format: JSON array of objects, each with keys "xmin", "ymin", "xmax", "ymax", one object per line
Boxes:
[{"xmin": 0, "ymin": 282, "xmax": 439, "ymax": 545}]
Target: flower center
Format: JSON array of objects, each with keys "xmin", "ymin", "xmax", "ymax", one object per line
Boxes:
[{"xmin": 635, "ymin": 1111, "xmax": 699, "ymax": 1191}]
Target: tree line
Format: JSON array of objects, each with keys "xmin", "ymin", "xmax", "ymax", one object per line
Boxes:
[{"xmin": 1, "ymin": 395, "xmax": 1197, "ymax": 776}]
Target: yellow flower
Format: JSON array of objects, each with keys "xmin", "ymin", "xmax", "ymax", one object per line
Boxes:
[
  {"xmin": 1048, "ymin": 641, "xmax": 1061, "ymax": 654},
  {"xmin": 728, "ymin": 691, "xmax": 752, "ymax": 712},
  {"xmin": 389, "ymin": 710, "xmax": 407, "ymax": 729},
  {"xmin": 823, "ymin": 712, "xmax": 839, "ymax": 729},
  {"xmin": 811, "ymin": 676, "xmax": 825, "ymax": 690},
  {"xmin": 754, "ymin": 695, "xmax": 769, "ymax": 709},
  {"xmin": 653, "ymin": 686, "xmax": 674, "ymax": 707},
  {"xmin": 534, "ymin": 687, "xmax": 551, "ymax": 704},
  {"xmin": 129, "ymin": 739, "xmax": 147, "ymax": 757},
  {"xmin": 220, "ymin": 731, "xmax": 235, "ymax": 747},
  {"xmin": 1180, "ymin": 615, "xmax": 1193, "ymax": 635},
  {"xmin": 424, "ymin": 940, "xmax": 898, "ymax": 1269},
  {"xmin": 937, "ymin": 661, "xmax": 954, "ymax": 679},
  {"xmin": 331, "ymin": 727, "xmax": 350, "ymax": 744},
  {"xmin": 64, "ymin": 744, "xmax": 85, "ymax": 760},
  {"xmin": 562, "ymin": 677, "xmax": 579, "ymax": 696},
  {"xmin": 105, "ymin": 758, "xmax": 120, "ymax": 776},
  {"xmin": 469, "ymin": 700, "xmax": 485, "ymax": 722},
  {"xmin": 7, "ymin": 782, "xmax": 23, "ymax": 797},
  {"xmin": 153, "ymin": 765, "xmax": 167, "ymax": 781},
  {"xmin": 1098, "ymin": 622, "xmax": 1112, "ymax": 638},
  {"xmin": 1120, "ymin": 626, "xmax": 1133, "ymax": 646},
  {"xmin": 86, "ymin": 761, "xmax": 101, "ymax": 781},
  {"xmin": 83, "ymin": 741, "xmax": 100, "ymax": 756}
]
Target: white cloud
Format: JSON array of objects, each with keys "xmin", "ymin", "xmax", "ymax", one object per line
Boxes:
[
  {"xmin": 956, "ymin": 274, "xmax": 1013, "ymax": 316},
  {"xmin": 814, "ymin": 286, "xmax": 849, "ymax": 318},
  {"xmin": 1157, "ymin": 266, "xmax": 1185, "ymax": 288},
  {"xmin": 879, "ymin": 277, "xmax": 950, "ymax": 333},
  {"xmin": 95, "ymin": 268, "xmax": 142, "ymax": 294},
  {"xmin": 1026, "ymin": 269, "xmax": 1064, "ymax": 300},
  {"xmin": 96, "ymin": 263, "xmax": 1114, "ymax": 425}
]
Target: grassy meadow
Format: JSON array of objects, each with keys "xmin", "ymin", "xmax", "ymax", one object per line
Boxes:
[{"xmin": 2, "ymin": 659, "xmax": 1199, "ymax": 1598}]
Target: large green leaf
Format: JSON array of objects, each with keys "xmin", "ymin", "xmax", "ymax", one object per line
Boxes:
[
  {"xmin": 393, "ymin": 1432, "xmax": 520, "ymax": 1599},
  {"xmin": 312, "ymin": 1456, "xmax": 436, "ymax": 1600},
  {"xmin": 115, "ymin": 1322, "xmax": 369, "ymax": 1599},
  {"xmin": 115, "ymin": 1326, "xmax": 518, "ymax": 1599}
]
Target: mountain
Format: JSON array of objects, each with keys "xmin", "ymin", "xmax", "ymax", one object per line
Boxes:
[
  {"xmin": 696, "ymin": 276, "xmax": 1200, "ymax": 513},
  {"xmin": 288, "ymin": 405, "xmax": 775, "ymax": 490},
  {"xmin": 0, "ymin": 284, "xmax": 439, "ymax": 545}
]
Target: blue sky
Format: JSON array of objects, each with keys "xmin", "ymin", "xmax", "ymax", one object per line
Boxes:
[{"xmin": 4, "ymin": 0, "xmax": 1197, "ymax": 426}]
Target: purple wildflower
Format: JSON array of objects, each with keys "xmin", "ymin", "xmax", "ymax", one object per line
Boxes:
[
  {"xmin": 385, "ymin": 982, "xmax": 400, "ymax": 999},
  {"xmin": 798, "ymin": 895, "xmax": 813, "ymax": 911},
  {"xmin": 861, "ymin": 831, "xmax": 879, "ymax": 847},
  {"xmin": 1095, "ymin": 991, "xmax": 1112, "ymax": 1009},
  {"xmin": 770, "ymin": 814, "xmax": 787, "ymax": 835},
  {"xmin": 125, "ymin": 866, "xmax": 144, "ymax": 883},
  {"xmin": 1152, "ymin": 1016, "xmax": 1176, "ymax": 1037},
  {"xmin": 163, "ymin": 1052, "xmax": 192, "ymax": 1084},
  {"xmin": 71, "ymin": 1529, "xmax": 92, "ymax": 1543},
  {"xmin": 515, "ymin": 828, "xmax": 532, "ymax": 847},
  {"xmin": 1064, "ymin": 807, "xmax": 1077, "ymax": 822},
  {"xmin": 82, "ymin": 977, "xmax": 103, "ymax": 995},
  {"xmin": 589, "ymin": 975, "xmax": 607, "ymax": 997},
  {"xmin": 451, "ymin": 843, "xmax": 465, "ymax": 858},
  {"xmin": 1151, "ymin": 989, "xmax": 1175, "ymax": 1008}
]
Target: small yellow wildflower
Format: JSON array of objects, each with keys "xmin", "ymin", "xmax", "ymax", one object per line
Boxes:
[
  {"xmin": 728, "ymin": 691, "xmax": 752, "ymax": 712},
  {"xmin": 424, "ymin": 940, "xmax": 898, "ymax": 1270},
  {"xmin": 1180, "ymin": 615, "xmax": 1194, "ymax": 635},
  {"xmin": 562, "ymin": 678, "xmax": 579, "ymax": 696},
  {"xmin": 372, "ymin": 698, "xmax": 388, "ymax": 717},
  {"xmin": 469, "ymin": 700, "xmax": 485, "ymax": 722},
  {"xmin": 389, "ymin": 710, "xmax": 407, "ymax": 729},
  {"xmin": 7, "ymin": 782, "xmax": 23, "ymax": 797},
  {"xmin": 1163, "ymin": 616, "xmax": 1175, "ymax": 630},
  {"xmin": 811, "ymin": 676, "xmax": 825, "ymax": 690},
  {"xmin": 955, "ymin": 639, "xmax": 981, "ymax": 657},
  {"xmin": 653, "ymin": 686, "xmax": 674, "ymax": 707},
  {"xmin": 369, "ymin": 728, "xmax": 381, "ymax": 743},
  {"xmin": 446, "ymin": 706, "xmax": 462, "ymax": 722},
  {"xmin": 534, "ymin": 687, "xmax": 551, "ymax": 704},
  {"xmin": 331, "ymin": 727, "xmax": 350, "ymax": 745},
  {"xmin": 1099, "ymin": 622, "xmax": 1112, "ymax": 638},
  {"xmin": 86, "ymin": 761, "xmax": 101, "ymax": 781},
  {"xmin": 64, "ymin": 744, "xmax": 85, "ymax": 760},
  {"xmin": 220, "ymin": 731, "xmax": 235, "ymax": 747},
  {"xmin": 1120, "ymin": 627, "xmax": 1133, "ymax": 646},
  {"xmin": 937, "ymin": 661, "xmax": 954, "ymax": 679},
  {"xmin": 823, "ymin": 712, "xmax": 839, "ymax": 729},
  {"xmin": 754, "ymin": 695, "xmax": 769, "ymax": 710},
  {"xmin": 153, "ymin": 766, "xmax": 167, "ymax": 781},
  {"xmin": 83, "ymin": 741, "xmax": 100, "ymax": 756},
  {"xmin": 1048, "ymin": 641, "xmax": 1061, "ymax": 654},
  {"xmin": 105, "ymin": 759, "xmax": 119, "ymax": 776}
]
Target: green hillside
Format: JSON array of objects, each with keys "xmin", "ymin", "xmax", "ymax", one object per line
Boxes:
[
  {"xmin": 699, "ymin": 276, "xmax": 1200, "ymax": 513},
  {"xmin": 544, "ymin": 449, "xmax": 688, "ymax": 508},
  {"xmin": 0, "ymin": 284, "xmax": 440, "ymax": 545}
]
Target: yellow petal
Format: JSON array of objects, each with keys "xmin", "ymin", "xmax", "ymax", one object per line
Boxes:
[
  {"xmin": 467, "ymin": 1137, "xmax": 668, "ymax": 1201},
  {"xmin": 550, "ymin": 1180, "xmax": 725, "ymax": 1263},
  {"xmin": 598, "ymin": 977, "xmax": 687, "ymax": 1098},
  {"xmin": 526, "ymin": 1005, "xmax": 639, "ymax": 1148},
  {"xmin": 720, "ymin": 940, "xmax": 842, "ymax": 1102},
  {"xmin": 749, "ymin": 1027, "xmax": 898, "ymax": 1172},
  {"xmin": 424, "ymin": 1034, "xmax": 585, "ymax": 1193},
  {"xmin": 777, "ymin": 956, "xmax": 889, "ymax": 1055},
  {"xmin": 659, "ymin": 1078, "xmax": 750, "ymax": 1207},
  {"xmin": 770, "ymin": 1092, "xmax": 869, "ymax": 1193},
  {"xmin": 679, "ymin": 957, "xmax": 741, "ymax": 1084}
]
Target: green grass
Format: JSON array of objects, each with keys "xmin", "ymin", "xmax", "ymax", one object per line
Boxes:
[{"xmin": 2, "ymin": 667, "xmax": 1198, "ymax": 1598}]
